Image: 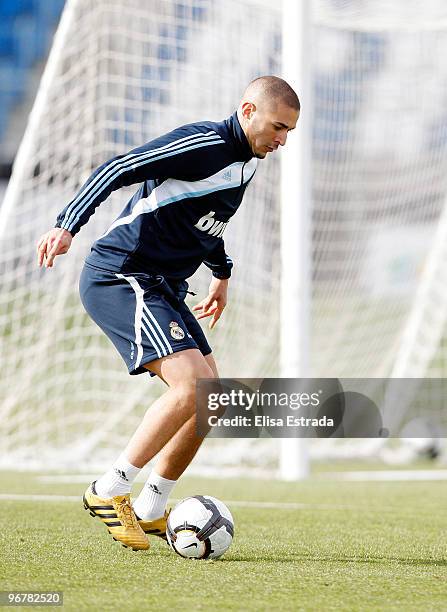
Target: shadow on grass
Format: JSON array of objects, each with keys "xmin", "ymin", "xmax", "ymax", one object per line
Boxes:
[
  {"xmin": 149, "ymin": 541, "xmax": 446, "ymax": 567},
  {"xmin": 223, "ymin": 553, "xmax": 447, "ymax": 567}
]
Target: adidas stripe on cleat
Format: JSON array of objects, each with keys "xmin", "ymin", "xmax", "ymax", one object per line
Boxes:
[
  {"xmin": 136, "ymin": 510, "xmax": 170, "ymax": 541},
  {"xmin": 83, "ymin": 481, "xmax": 149, "ymax": 551}
]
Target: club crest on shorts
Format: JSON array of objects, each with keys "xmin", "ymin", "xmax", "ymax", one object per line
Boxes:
[{"xmin": 169, "ymin": 321, "xmax": 185, "ymax": 340}]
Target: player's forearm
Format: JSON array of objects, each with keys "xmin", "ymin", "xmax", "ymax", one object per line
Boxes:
[
  {"xmin": 54, "ymin": 153, "xmax": 140, "ymax": 236},
  {"xmin": 203, "ymin": 241, "xmax": 233, "ymax": 279},
  {"xmin": 206, "ymin": 266, "xmax": 232, "ymax": 280},
  {"xmin": 210, "ymin": 276, "xmax": 229, "ymax": 294}
]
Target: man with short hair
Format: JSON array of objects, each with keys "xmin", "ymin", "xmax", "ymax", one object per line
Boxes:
[{"xmin": 37, "ymin": 75, "xmax": 300, "ymax": 551}]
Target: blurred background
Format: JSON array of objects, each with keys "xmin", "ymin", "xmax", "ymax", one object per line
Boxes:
[
  {"xmin": 0, "ymin": 0, "xmax": 65, "ymax": 194},
  {"xmin": 0, "ymin": 0, "xmax": 446, "ymax": 476}
]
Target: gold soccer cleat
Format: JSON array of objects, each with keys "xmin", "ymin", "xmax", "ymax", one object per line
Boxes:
[
  {"xmin": 83, "ymin": 481, "xmax": 149, "ymax": 551},
  {"xmin": 136, "ymin": 510, "xmax": 170, "ymax": 541}
]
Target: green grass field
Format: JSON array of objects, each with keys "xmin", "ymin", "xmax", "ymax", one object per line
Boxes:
[{"xmin": 1, "ymin": 469, "xmax": 446, "ymax": 611}]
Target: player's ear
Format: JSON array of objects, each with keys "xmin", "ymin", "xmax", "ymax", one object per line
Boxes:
[{"xmin": 241, "ymin": 101, "xmax": 256, "ymax": 121}]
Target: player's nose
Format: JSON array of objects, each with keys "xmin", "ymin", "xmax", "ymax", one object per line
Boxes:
[
  {"xmin": 274, "ymin": 131, "xmax": 287, "ymax": 147},
  {"xmin": 279, "ymin": 131, "xmax": 288, "ymax": 146}
]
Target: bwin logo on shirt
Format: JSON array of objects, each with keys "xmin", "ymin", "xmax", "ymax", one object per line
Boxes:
[{"xmin": 194, "ymin": 211, "xmax": 228, "ymax": 238}]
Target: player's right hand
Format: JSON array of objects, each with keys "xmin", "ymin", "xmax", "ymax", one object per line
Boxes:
[{"xmin": 37, "ymin": 228, "xmax": 73, "ymax": 268}]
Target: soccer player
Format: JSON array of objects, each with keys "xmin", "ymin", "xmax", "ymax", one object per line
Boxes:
[{"xmin": 37, "ymin": 75, "xmax": 299, "ymax": 551}]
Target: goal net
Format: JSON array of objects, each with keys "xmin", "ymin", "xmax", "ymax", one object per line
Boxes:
[{"xmin": 0, "ymin": 0, "xmax": 446, "ymax": 473}]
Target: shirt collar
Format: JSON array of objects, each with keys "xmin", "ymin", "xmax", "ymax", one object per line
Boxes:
[{"xmin": 226, "ymin": 112, "xmax": 254, "ymax": 161}]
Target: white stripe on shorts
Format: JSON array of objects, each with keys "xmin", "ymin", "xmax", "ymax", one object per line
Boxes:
[
  {"xmin": 115, "ymin": 274, "xmax": 144, "ymax": 369},
  {"xmin": 143, "ymin": 303, "xmax": 173, "ymax": 355},
  {"xmin": 141, "ymin": 320, "xmax": 163, "ymax": 359},
  {"xmin": 116, "ymin": 274, "xmax": 174, "ymax": 367},
  {"xmin": 141, "ymin": 312, "xmax": 167, "ymax": 358}
]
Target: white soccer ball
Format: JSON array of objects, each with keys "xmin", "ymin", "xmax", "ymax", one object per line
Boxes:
[{"xmin": 166, "ymin": 495, "xmax": 234, "ymax": 559}]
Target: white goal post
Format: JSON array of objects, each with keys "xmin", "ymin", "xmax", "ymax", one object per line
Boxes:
[
  {"xmin": 279, "ymin": 0, "xmax": 312, "ymax": 480},
  {"xmin": 1, "ymin": 0, "xmax": 447, "ymax": 475}
]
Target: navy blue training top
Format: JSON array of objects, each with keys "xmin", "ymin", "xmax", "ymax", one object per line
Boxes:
[{"xmin": 55, "ymin": 112, "xmax": 257, "ymax": 280}]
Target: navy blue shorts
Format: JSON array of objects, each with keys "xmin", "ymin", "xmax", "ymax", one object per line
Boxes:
[{"xmin": 79, "ymin": 262, "xmax": 212, "ymax": 376}]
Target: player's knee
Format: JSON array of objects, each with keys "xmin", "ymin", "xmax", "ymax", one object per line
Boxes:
[
  {"xmin": 172, "ymin": 363, "xmax": 214, "ymax": 415},
  {"xmin": 173, "ymin": 382, "xmax": 196, "ymax": 414}
]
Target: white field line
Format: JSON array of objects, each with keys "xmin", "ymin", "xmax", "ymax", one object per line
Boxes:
[
  {"xmin": 37, "ymin": 474, "xmax": 140, "ymax": 483},
  {"xmin": 35, "ymin": 469, "xmax": 447, "ymax": 484},
  {"xmin": 0, "ymin": 493, "xmax": 378, "ymax": 511},
  {"xmin": 0, "ymin": 494, "xmax": 80, "ymax": 502},
  {"xmin": 0, "ymin": 493, "xmax": 333, "ymax": 509},
  {"xmin": 327, "ymin": 469, "xmax": 447, "ymax": 481},
  {"xmin": 1, "ymin": 470, "xmax": 445, "ymax": 510}
]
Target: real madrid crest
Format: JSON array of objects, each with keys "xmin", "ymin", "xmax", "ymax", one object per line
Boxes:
[{"xmin": 169, "ymin": 321, "xmax": 185, "ymax": 340}]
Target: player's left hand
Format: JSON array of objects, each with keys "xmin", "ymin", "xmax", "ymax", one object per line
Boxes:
[{"xmin": 192, "ymin": 277, "xmax": 228, "ymax": 329}]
